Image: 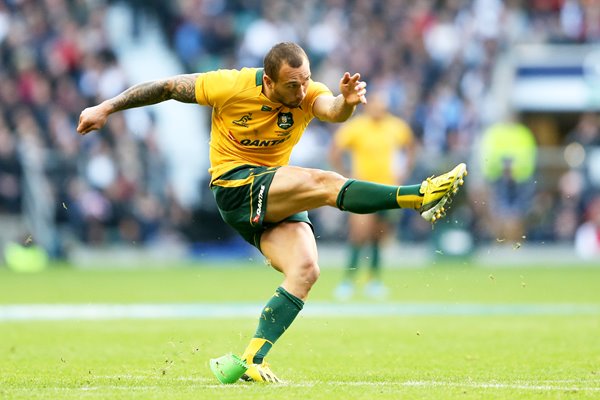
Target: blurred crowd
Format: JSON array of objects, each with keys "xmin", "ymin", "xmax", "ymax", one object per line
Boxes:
[
  {"xmin": 0, "ymin": 0, "xmax": 190, "ymax": 254},
  {"xmin": 1, "ymin": 0, "xmax": 600, "ymax": 257}
]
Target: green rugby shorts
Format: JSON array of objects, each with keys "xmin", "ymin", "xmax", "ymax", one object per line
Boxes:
[{"xmin": 210, "ymin": 165, "xmax": 313, "ymax": 250}]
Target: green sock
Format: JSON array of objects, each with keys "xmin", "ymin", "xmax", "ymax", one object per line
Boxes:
[
  {"xmin": 370, "ymin": 241, "xmax": 381, "ymax": 278},
  {"xmin": 346, "ymin": 245, "xmax": 361, "ymax": 279},
  {"xmin": 242, "ymin": 286, "xmax": 304, "ymax": 364},
  {"xmin": 336, "ymin": 180, "xmax": 423, "ymax": 214}
]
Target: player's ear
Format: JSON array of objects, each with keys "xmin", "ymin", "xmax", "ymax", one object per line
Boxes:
[{"xmin": 264, "ymin": 74, "xmax": 274, "ymax": 88}]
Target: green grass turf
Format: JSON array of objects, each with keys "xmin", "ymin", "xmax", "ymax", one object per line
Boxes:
[
  {"xmin": 1, "ymin": 262, "xmax": 599, "ymax": 304},
  {"xmin": 1, "ymin": 262, "xmax": 600, "ymax": 399}
]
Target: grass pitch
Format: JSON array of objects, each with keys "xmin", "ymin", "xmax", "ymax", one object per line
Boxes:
[{"xmin": 1, "ymin": 261, "xmax": 599, "ymax": 399}]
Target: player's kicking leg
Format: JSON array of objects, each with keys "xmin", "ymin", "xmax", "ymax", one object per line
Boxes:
[
  {"xmin": 336, "ymin": 163, "xmax": 467, "ymax": 221},
  {"xmin": 264, "ymin": 163, "xmax": 468, "ymax": 223}
]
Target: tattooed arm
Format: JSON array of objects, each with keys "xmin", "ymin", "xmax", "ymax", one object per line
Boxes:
[{"xmin": 77, "ymin": 73, "xmax": 199, "ymax": 135}]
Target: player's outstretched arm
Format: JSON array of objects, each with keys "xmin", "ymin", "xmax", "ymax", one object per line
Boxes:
[
  {"xmin": 313, "ymin": 72, "xmax": 367, "ymax": 123},
  {"xmin": 77, "ymin": 73, "xmax": 200, "ymax": 135}
]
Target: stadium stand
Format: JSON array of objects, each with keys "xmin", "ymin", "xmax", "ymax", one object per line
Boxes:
[{"xmin": 0, "ymin": 0, "xmax": 599, "ymax": 261}]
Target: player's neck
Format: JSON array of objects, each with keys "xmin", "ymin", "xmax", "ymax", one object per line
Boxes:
[{"xmin": 261, "ymin": 84, "xmax": 277, "ymax": 104}]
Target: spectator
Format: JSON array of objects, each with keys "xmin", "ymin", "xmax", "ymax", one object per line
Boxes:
[
  {"xmin": 479, "ymin": 116, "xmax": 537, "ymax": 242},
  {"xmin": 0, "ymin": 122, "xmax": 22, "ymax": 213}
]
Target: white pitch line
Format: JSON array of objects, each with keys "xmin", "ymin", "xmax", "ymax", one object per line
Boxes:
[
  {"xmin": 393, "ymin": 380, "xmax": 600, "ymax": 391},
  {"xmin": 97, "ymin": 375, "xmax": 600, "ymax": 391},
  {"xmin": 1, "ymin": 302, "xmax": 600, "ymax": 321},
  {"xmin": 7, "ymin": 378, "xmax": 600, "ymax": 392}
]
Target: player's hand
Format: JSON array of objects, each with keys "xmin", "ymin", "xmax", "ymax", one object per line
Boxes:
[
  {"xmin": 76, "ymin": 103, "xmax": 111, "ymax": 135},
  {"xmin": 339, "ymin": 72, "xmax": 367, "ymax": 106}
]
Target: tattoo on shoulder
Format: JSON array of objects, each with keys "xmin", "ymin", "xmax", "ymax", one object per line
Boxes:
[{"xmin": 168, "ymin": 74, "xmax": 199, "ymax": 103}]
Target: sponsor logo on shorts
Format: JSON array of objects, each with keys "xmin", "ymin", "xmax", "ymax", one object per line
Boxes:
[{"xmin": 252, "ymin": 184, "xmax": 266, "ymax": 223}]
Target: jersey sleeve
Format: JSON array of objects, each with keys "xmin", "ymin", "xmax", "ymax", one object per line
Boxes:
[
  {"xmin": 305, "ymin": 80, "xmax": 332, "ymax": 118},
  {"xmin": 195, "ymin": 69, "xmax": 241, "ymax": 108}
]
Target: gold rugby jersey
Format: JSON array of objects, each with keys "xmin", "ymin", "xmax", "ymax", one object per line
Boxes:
[
  {"xmin": 195, "ymin": 67, "xmax": 332, "ymax": 181},
  {"xmin": 334, "ymin": 114, "xmax": 413, "ymax": 184}
]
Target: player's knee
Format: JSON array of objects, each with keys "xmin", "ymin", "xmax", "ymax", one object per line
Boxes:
[
  {"xmin": 293, "ymin": 259, "xmax": 320, "ymax": 288},
  {"xmin": 314, "ymin": 169, "xmax": 345, "ymax": 187},
  {"xmin": 312, "ymin": 170, "xmax": 346, "ymax": 204}
]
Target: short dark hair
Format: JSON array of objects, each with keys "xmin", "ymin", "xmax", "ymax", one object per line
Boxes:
[{"xmin": 263, "ymin": 42, "xmax": 308, "ymax": 82}]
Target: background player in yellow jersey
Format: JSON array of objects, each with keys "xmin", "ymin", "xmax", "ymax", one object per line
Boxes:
[
  {"xmin": 77, "ymin": 42, "xmax": 467, "ymax": 383},
  {"xmin": 330, "ymin": 91, "xmax": 415, "ymax": 300}
]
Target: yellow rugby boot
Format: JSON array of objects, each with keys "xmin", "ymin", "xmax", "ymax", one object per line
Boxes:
[
  {"xmin": 240, "ymin": 361, "xmax": 282, "ymax": 383},
  {"xmin": 418, "ymin": 163, "xmax": 467, "ymax": 223}
]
